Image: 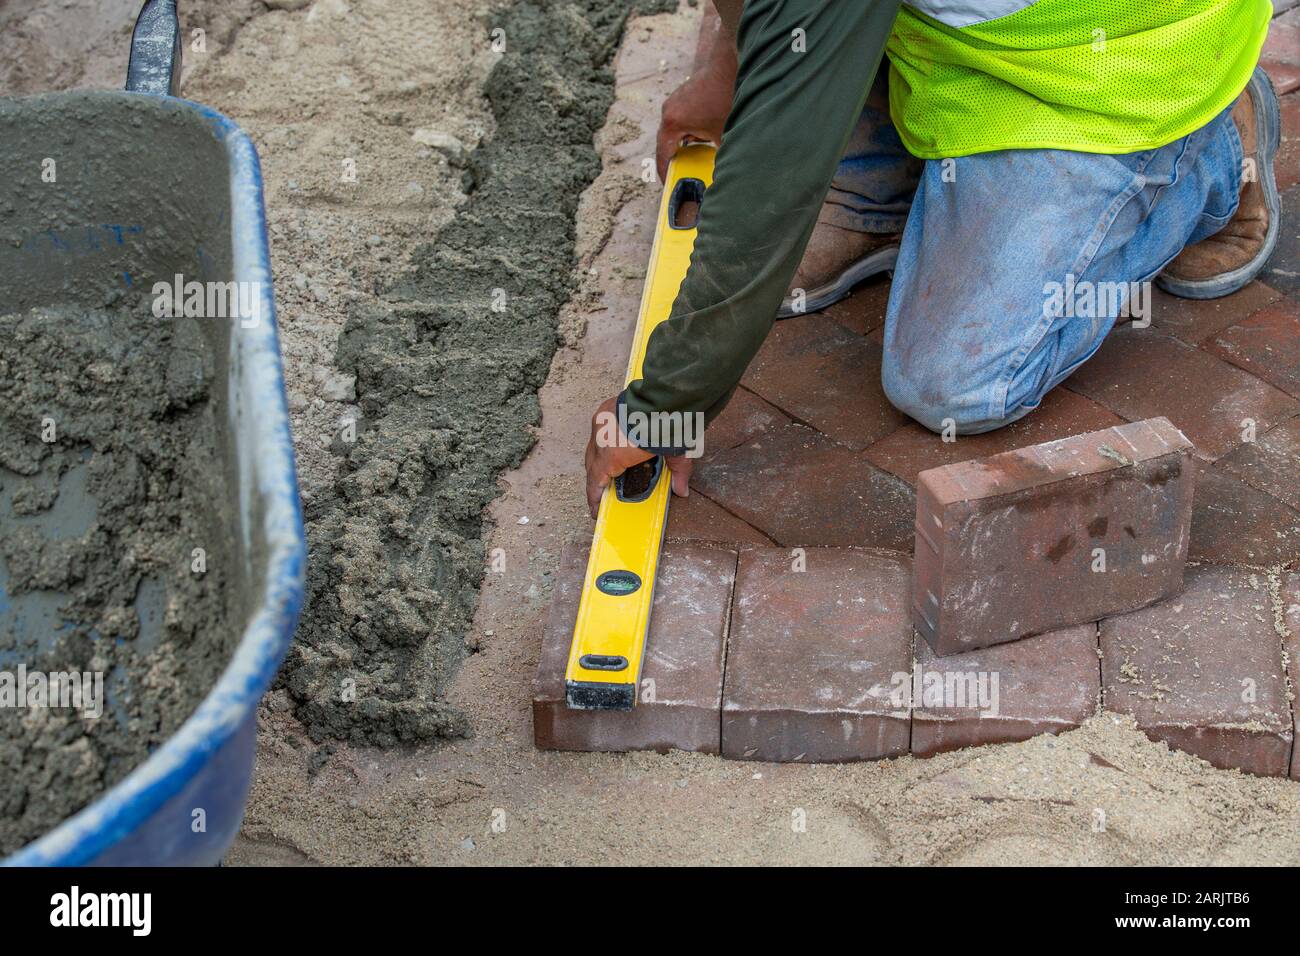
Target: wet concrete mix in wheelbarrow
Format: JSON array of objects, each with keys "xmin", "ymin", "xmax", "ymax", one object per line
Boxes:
[
  {"xmin": 284, "ymin": 0, "xmax": 673, "ymax": 747},
  {"xmin": 0, "ymin": 302, "xmax": 231, "ymax": 855}
]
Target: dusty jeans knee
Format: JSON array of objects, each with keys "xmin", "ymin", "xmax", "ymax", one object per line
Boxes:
[{"xmin": 879, "ymin": 106, "xmax": 1242, "ymax": 435}]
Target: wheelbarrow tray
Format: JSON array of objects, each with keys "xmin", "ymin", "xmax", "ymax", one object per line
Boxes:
[{"xmin": 0, "ymin": 91, "xmax": 305, "ymax": 866}]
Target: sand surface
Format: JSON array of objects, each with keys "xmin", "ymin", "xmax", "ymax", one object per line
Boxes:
[{"xmin": 5, "ymin": 0, "xmax": 1299, "ymax": 865}]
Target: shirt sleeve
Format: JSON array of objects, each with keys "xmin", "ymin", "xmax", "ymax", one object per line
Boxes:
[{"xmin": 619, "ymin": 0, "xmax": 903, "ymax": 449}]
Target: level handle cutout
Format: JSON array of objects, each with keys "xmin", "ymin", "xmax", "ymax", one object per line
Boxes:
[
  {"xmin": 668, "ymin": 177, "xmax": 705, "ymax": 230},
  {"xmin": 615, "ymin": 456, "xmax": 662, "ymax": 503},
  {"xmin": 579, "ymin": 654, "xmax": 629, "ymax": 671}
]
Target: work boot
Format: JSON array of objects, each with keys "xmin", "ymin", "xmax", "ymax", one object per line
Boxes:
[
  {"xmin": 777, "ymin": 203, "xmax": 900, "ymax": 318},
  {"xmin": 1158, "ymin": 67, "xmax": 1281, "ymax": 300}
]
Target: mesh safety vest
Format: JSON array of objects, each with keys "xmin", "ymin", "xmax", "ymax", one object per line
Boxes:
[{"xmin": 885, "ymin": 0, "xmax": 1272, "ymax": 158}]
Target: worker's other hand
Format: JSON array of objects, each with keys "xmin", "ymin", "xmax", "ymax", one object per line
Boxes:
[
  {"xmin": 584, "ymin": 396, "xmax": 694, "ymax": 518},
  {"xmin": 655, "ymin": 62, "xmax": 734, "ymax": 182}
]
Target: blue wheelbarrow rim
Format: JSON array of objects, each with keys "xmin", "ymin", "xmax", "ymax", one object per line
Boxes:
[{"xmin": 2, "ymin": 93, "xmax": 307, "ymax": 866}]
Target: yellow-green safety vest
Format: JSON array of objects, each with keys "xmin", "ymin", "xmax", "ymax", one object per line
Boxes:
[{"xmin": 886, "ymin": 0, "xmax": 1273, "ymax": 158}]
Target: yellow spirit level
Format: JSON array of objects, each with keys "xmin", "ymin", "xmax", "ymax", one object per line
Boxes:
[{"xmin": 564, "ymin": 143, "xmax": 715, "ymax": 711}]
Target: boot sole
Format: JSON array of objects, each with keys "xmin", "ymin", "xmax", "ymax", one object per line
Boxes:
[
  {"xmin": 776, "ymin": 243, "xmax": 900, "ymax": 319},
  {"xmin": 1156, "ymin": 67, "xmax": 1282, "ymax": 301}
]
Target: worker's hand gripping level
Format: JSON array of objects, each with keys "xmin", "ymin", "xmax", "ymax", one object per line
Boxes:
[{"xmin": 564, "ymin": 143, "xmax": 715, "ymax": 711}]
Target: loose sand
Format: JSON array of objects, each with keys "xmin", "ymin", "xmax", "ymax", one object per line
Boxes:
[{"xmin": 6, "ymin": 0, "xmax": 1298, "ymax": 865}]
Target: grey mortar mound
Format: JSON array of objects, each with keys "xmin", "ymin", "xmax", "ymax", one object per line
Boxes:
[
  {"xmin": 0, "ymin": 303, "xmax": 232, "ymax": 856},
  {"xmin": 285, "ymin": 0, "xmax": 674, "ymax": 746}
]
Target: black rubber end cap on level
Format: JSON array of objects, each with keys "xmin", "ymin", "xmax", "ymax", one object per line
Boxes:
[{"xmin": 565, "ymin": 680, "xmax": 634, "ymax": 712}]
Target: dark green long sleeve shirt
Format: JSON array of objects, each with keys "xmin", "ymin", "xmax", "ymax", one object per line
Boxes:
[{"xmin": 619, "ymin": 0, "xmax": 903, "ymax": 449}]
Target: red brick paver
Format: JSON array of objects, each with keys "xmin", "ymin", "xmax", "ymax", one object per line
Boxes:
[
  {"xmin": 1268, "ymin": 186, "xmax": 1300, "ymax": 296},
  {"xmin": 1065, "ymin": 326, "xmax": 1300, "ymax": 461},
  {"xmin": 1262, "ymin": 9, "xmax": 1300, "ymax": 95},
  {"xmin": 665, "ymin": 491, "xmax": 773, "ymax": 547},
  {"xmin": 865, "ymin": 387, "xmax": 1124, "ymax": 486},
  {"xmin": 533, "ymin": 542, "xmax": 735, "ymax": 753},
  {"xmin": 1278, "ymin": 91, "xmax": 1300, "ymax": 193},
  {"xmin": 1219, "ymin": 415, "xmax": 1300, "ymax": 511},
  {"xmin": 821, "ymin": 276, "xmax": 891, "ymax": 337},
  {"xmin": 693, "ymin": 422, "xmax": 916, "ymax": 550},
  {"xmin": 1100, "ymin": 565, "xmax": 1294, "ymax": 778},
  {"xmin": 1189, "ymin": 464, "xmax": 1300, "ymax": 566},
  {"xmin": 911, "ymin": 625, "xmax": 1100, "ymax": 757},
  {"xmin": 704, "ymin": 386, "xmax": 789, "ymax": 454},
  {"xmin": 741, "ymin": 313, "xmax": 908, "ymax": 450},
  {"xmin": 721, "ymin": 547, "xmax": 913, "ymax": 762},
  {"xmin": 1148, "ymin": 282, "xmax": 1281, "ymax": 344},
  {"xmin": 914, "ymin": 417, "xmax": 1194, "ymax": 655},
  {"xmin": 1282, "ymin": 572, "xmax": 1300, "ymax": 781},
  {"xmin": 1205, "ymin": 297, "xmax": 1300, "ymax": 398}
]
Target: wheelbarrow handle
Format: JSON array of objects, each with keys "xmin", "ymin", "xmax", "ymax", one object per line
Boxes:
[{"xmin": 126, "ymin": 0, "xmax": 183, "ymax": 97}]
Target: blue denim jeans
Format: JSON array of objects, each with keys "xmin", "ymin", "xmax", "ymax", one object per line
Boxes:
[{"xmin": 831, "ymin": 72, "xmax": 1244, "ymax": 434}]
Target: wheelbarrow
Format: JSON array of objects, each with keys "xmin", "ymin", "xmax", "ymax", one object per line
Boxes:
[{"xmin": 0, "ymin": 0, "xmax": 306, "ymax": 865}]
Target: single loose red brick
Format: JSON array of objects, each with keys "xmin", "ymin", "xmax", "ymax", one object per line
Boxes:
[
  {"xmin": 1189, "ymin": 464, "xmax": 1300, "ymax": 566},
  {"xmin": 865, "ymin": 388, "xmax": 1124, "ymax": 486},
  {"xmin": 914, "ymin": 417, "xmax": 1195, "ymax": 656},
  {"xmin": 911, "ymin": 625, "xmax": 1099, "ymax": 757},
  {"xmin": 741, "ymin": 313, "xmax": 908, "ymax": 450},
  {"xmin": 1206, "ymin": 297, "xmax": 1300, "ymax": 398},
  {"xmin": 533, "ymin": 541, "xmax": 735, "ymax": 754},
  {"xmin": 721, "ymin": 547, "xmax": 912, "ymax": 762},
  {"xmin": 1219, "ymin": 415, "xmax": 1300, "ymax": 511},
  {"xmin": 693, "ymin": 422, "xmax": 916, "ymax": 550},
  {"xmin": 1066, "ymin": 326, "xmax": 1300, "ymax": 460},
  {"xmin": 1100, "ymin": 565, "xmax": 1293, "ymax": 778}
]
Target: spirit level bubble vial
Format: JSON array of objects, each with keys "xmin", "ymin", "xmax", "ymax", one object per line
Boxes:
[{"xmin": 563, "ymin": 143, "xmax": 715, "ymax": 711}]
